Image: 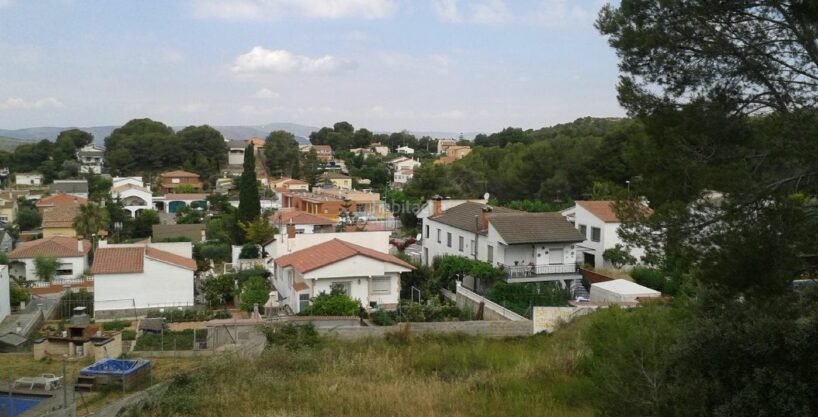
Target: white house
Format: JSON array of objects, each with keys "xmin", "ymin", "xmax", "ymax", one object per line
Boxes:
[
  {"xmin": 392, "ymin": 168, "xmax": 414, "ymax": 188},
  {"xmin": 9, "ymin": 237, "xmax": 90, "ymax": 281},
  {"xmin": 77, "ymin": 144, "xmax": 105, "ymax": 174},
  {"xmin": 264, "ymin": 228, "xmax": 392, "ymax": 260},
  {"xmin": 227, "ymin": 139, "xmax": 248, "ymax": 165},
  {"xmin": 416, "ymin": 198, "xmax": 487, "ymax": 221},
  {"xmin": 15, "ymin": 173, "xmax": 43, "ymax": 187},
  {"xmin": 111, "ymin": 182, "xmax": 153, "ymax": 218},
  {"xmin": 272, "ymin": 209, "xmax": 335, "ymax": 234},
  {"xmin": 273, "ymin": 238, "xmax": 413, "ymax": 313},
  {"xmin": 0, "ymin": 265, "xmax": 10, "ymax": 323},
  {"xmin": 396, "ymin": 146, "xmax": 415, "ymax": 155},
  {"xmin": 421, "ymin": 201, "xmax": 584, "ymax": 284},
  {"xmin": 561, "ymin": 201, "xmax": 646, "ymax": 269},
  {"xmin": 388, "ymin": 156, "xmax": 421, "ymax": 172},
  {"xmin": 91, "ymin": 243, "xmax": 196, "ymax": 315}
]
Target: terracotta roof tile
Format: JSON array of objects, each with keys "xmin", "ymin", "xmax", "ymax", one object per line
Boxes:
[
  {"xmin": 36, "ymin": 193, "xmax": 88, "ymax": 208},
  {"xmin": 160, "ymin": 170, "xmax": 200, "ymax": 177},
  {"xmin": 575, "ymin": 201, "xmax": 620, "ymax": 222},
  {"xmin": 42, "ymin": 203, "xmax": 82, "ymax": 228},
  {"xmin": 275, "ymin": 239, "xmax": 414, "ymax": 274},
  {"xmin": 10, "ymin": 236, "xmax": 90, "ymax": 259},
  {"xmin": 272, "ymin": 209, "xmax": 334, "ymax": 226},
  {"xmin": 145, "ymin": 247, "xmax": 197, "ymax": 270},
  {"xmin": 92, "ymin": 247, "xmax": 144, "ymax": 274}
]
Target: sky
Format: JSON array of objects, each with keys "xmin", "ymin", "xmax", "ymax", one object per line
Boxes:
[{"xmin": 0, "ymin": 0, "xmax": 623, "ymax": 133}]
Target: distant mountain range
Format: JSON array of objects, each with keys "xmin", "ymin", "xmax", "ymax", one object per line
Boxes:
[{"xmin": 0, "ymin": 122, "xmax": 478, "ymax": 149}]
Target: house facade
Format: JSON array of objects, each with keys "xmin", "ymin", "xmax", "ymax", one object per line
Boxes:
[
  {"xmin": 0, "ymin": 191, "xmax": 18, "ymax": 224},
  {"xmin": 273, "ymin": 238, "xmax": 413, "ymax": 314},
  {"xmin": 111, "ymin": 182, "xmax": 153, "ymax": 218},
  {"xmin": 388, "ymin": 156, "xmax": 421, "ymax": 172},
  {"xmin": 396, "ymin": 146, "xmax": 415, "ymax": 155},
  {"xmin": 281, "ymin": 191, "xmax": 344, "ymax": 220},
  {"xmin": 320, "ymin": 172, "xmax": 352, "ymax": 190},
  {"xmin": 227, "ymin": 139, "xmax": 248, "ymax": 165},
  {"xmin": 42, "ymin": 202, "xmax": 81, "ymax": 238},
  {"xmin": 311, "ymin": 145, "xmax": 333, "ymax": 162},
  {"xmin": 92, "ymin": 243, "xmax": 196, "ymax": 315},
  {"xmin": 392, "ymin": 168, "xmax": 414, "ymax": 188},
  {"xmin": 15, "ymin": 173, "xmax": 43, "ymax": 186},
  {"xmin": 77, "ymin": 144, "xmax": 105, "ymax": 174},
  {"xmin": 561, "ymin": 200, "xmax": 646, "ymax": 269},
  {"xmin": 9, "ymin": 237, "xmax": 90, "ymax": 281},
  {"xmin": 159, "ymin": 170, "xmax": 203, "ymax": 194},
  {"xmin": 272, "ymin": 209, "xmax": 335, "ymax": 234},
  {"xmin": 312, "ymin": 188, "xmax": 387, "ymax": 220},
  {"xmin": 421, "ymin": 202, "xmax": 584, "ymax": 283}
]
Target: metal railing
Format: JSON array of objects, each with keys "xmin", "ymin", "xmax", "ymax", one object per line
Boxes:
[{"xmin": 504, "ymin": 263, "xmax": 579, "ymax": 279}]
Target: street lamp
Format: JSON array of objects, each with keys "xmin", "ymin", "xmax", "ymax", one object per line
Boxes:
[{"xmin": 626, "ymin": 180, "xmax": 631, "ymax": 194}]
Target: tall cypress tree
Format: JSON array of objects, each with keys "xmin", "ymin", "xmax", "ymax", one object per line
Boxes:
[{"xmin": 237, "ymin": 144, "xmax": 261, "ymax": 223}]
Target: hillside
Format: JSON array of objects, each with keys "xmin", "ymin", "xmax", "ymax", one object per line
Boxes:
[{"xmin": 0, "ymin": 135, "xmax": 38, "ymax": 151}]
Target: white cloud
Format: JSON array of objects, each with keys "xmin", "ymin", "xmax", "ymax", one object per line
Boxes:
[
  {"xmin": 529, "ymin": 0, "xmax": 594, "ymax": 27},
  {"xmin": 378, "ymin": 51, "xmax": 453, "ymax": 75},
  {"xmin": 254, "ymin": 88, "xmax": 280, "ymax": 99},
  {"xmin": 189, "ymin": 0, "xmax": 397, "ymax": 20},
  {"xmin": 469, "ymin": 0, "xmax": 511, "ymax": 25},
  {"xmin": 431, "ymin": 0, "xmax": 461, "ymax": 23},
  {"xmin": 231, "ymin": 47, "xmax": 350, "ymax": 74},
  {"xmin": 342, "ymin": 30, "xmax": 374, "ymax": 42},
  {"xmin": 0, "ymin": 97, "xmax": 64, "ymax": 110}
]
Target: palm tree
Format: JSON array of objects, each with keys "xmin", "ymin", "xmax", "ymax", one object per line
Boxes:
[{"xmin": 72, "ymin": 203, "xmax": 107, "ymax": 240}]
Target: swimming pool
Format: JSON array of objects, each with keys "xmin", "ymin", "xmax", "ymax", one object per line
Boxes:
[{"xmin": 0, "ymin": 392, "xmax": 46, "ymax": 417}]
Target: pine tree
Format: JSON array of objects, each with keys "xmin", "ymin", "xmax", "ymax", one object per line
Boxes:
[{"xmin": 237, "ymin": 144, "xmax": 261, "ymax": 223}]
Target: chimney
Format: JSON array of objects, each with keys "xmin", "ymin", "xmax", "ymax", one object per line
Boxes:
[
  {"xmin": 432, "ymin": 195, "xmax": 443, "ymax": 216},
  {"xmin": 286, "ymin": 222, "xmax": 297, "ymax": 239},
  {"xmin": 481, "ymin": 206, "xmax": 492, "ymax": 231},
  {"xmin": 78, "ymin": 238, "xmax": 84, "ymax": 253}
]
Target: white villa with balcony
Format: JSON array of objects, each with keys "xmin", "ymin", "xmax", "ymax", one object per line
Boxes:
[
  {"xmin": 421, "ymin": 201, "xmax": 584, "ymax": 285},
  {"xmin": 111, "ymin": 177, "xmax": 153, "ymax": 218}
]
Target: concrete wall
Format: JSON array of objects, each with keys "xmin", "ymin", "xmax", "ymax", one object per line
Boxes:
[
  {"xmin": 94, "ymin": 257, "xmax": 194, "ymax": 313},
  {"xmin": 0, "ymin": 265, "xmax": 9, "ymax": 322},
  {"xmin": 93, "ymin": 333, "xmax": 123, "ymax": 361},
  {"xmin": 532, "ymin": 306, "xmax": 597, "ymax": 333},
  {"xmin": 455, "ymin": 282, "xmax": 529, "ymax": 321},
  {"xmin": 320, "ymin": 321, "xmax": 532, "ymax": 340}
]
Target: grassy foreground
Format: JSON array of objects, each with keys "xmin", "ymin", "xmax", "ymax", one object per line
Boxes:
[{"xmin": 125, "ymin": 321, "xmax": 594, "ymax": 417}]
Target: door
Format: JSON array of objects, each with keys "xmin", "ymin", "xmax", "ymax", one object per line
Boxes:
[
  {"xmin": 583, "ymin": 252, "xmax": 596, "ymax": 268},
  {"xmin": 548, "ymin": 248, "xmax": 564, "ymax": 265}
]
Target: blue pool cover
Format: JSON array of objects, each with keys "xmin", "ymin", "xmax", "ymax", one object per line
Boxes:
[
  {"xmin": 0, "ymin": 393, "xmax": 45, "ymax": 417},
  {"xmin": 81, "ymin": 358, "xmax": 151, "ymax": 375}
]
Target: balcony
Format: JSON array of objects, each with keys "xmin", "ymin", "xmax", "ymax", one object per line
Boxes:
[{"xmin": 503, "ymin": 263, "xmax": 580, "ymax": 281}]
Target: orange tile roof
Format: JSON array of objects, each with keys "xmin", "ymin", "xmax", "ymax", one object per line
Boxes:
[
  {"xmin": 42, "ymin": 203, "xmax": 81, "ymax": 228},
  {"xmin": 275, "ymin": 239, "xmax": 414, "ymax": 274},
  {"xmin": 273, "ymin": 209, "xmax": 334, "ymax": 226},
  {"xmin": 575, "ymin": 201, "xmax": 620, "ymax": 223},
  {"xmin": 92, "ymin": 246, "xmax": 196, "ymax": 274},
  {"xmin": 91, "ymin": 247, "xmax": 144, "ymax": 274},
  {"xmin": 145, "ymin": 247, "xmax": 197, "ymax": 270},
  {"xmin": 249, "ymin": 137, "xmax": 264, "ymax": 147},
  {"xmin": 36, "ymin": 193, "xmax": 88, "ymax": 208},
  {"xmin": 160, "ymin": 170, "xmax": 199, "ymax": 178},
  {"xmin": 10, "ymin": 236, "xmax": 90, "ymax": 259}
]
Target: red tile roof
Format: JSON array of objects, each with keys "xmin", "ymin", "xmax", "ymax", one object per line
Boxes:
[
  {"xmin": 36, "ymin": 193, "xmax": 88, "ymax": 208},
  {"xmin": 92, "ymin": 246, "xmax": 196, "ymax": 274},
  {"xmin": 10, "ymin": 236, "xmax": 90, "ymax": 259},
  {"xmin": 91, "ymin": 247, "xmax": 144, "ymax": 274},
  {"xmin": 42, "ymin": 202, "xmax": 81, "ymax": 228},
  {"xmin": 575, "ymin": 201, "xmax": 620, "ymax": 222},
  {"xmin": 273, "ymin": 209, "xmax": 334, "ymax": 226},
  {"xmin": 275, "ymin": 239, "xmax": 414, "ymax": 274},
  {"xmin": 145, "ymin": 247, "xmax": 197, "ymax": 270},
  {"xmin": 160, "ymin": 170, "xmax": 199, "ymax": 178}
]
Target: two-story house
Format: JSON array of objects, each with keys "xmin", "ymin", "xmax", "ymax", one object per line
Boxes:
[
  {"xmin": 159, "ymin": 170, "xmax": 203, "ymax": 194},
  {"xmin": 421, "ymin": 201, "xmax": 584, "ymax": 284},
  {"xmin": 77, "ymin": 144, "xmax": 105, "ymax": 174},
  {"xmin": 561, "ymin": 200, "xmax": 646, "ymax": 269},
  {"xmin": 111, "ymin": 177, "xmax": 153, "ymax": 218}
]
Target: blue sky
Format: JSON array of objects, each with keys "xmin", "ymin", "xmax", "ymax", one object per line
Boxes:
[{"xmin": 0, "ymin": 0, "xmax": 623, "ymax": 132}]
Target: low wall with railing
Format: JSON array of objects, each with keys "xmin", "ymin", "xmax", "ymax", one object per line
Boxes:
[{"xmin": 455, "ymin": 282, "xmax": 529, "ymax": 321}]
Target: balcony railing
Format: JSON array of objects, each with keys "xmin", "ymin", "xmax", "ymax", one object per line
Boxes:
[{"xmin": 504, "ymin": 263, "xmax": 579, "ymax": 279}]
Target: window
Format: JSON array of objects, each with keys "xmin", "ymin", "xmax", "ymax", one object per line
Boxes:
[
  {"xmin": 425, "ymin": 225, "xmax": 430, "ymax": 239},
  {"xmin": 437, "ymin": 229, "xmax": 441, "ymax": 243},
  {"xmin": 298, "ymin": 294, "xmax": 310, "ymax": 313},
  {"xmin": 56, "ymin": 263, "xmax": 73, "ymax": 276},
  {"xmin": 447, "ymin": 232, "xmax": 452, "ymax": 247},
  {"xmin": 591, "ymin": 227, "xmax": 601, "ymax": 242},
  {"xmin": 471, "ymin": 240, "xmax": 476, "ymax": 255},
  {"xmin": 579, "ymin": 224, "xmax": 587, "ymax": 238},
  {"xmin": 171, "ymin": 178, "xmax": 180, "ymax": 184},
  {"xmin": 487, "ymin": 245, "xmax": 494, "ymax": 263},
  {"xmin": 371, "ymin": 277, "xmax": 391, "ymax": 294},
  {"xmin": 458, "ymin": 236, "xmax": 464, "ymax": 252},
  {"xmin": 331, "ymin": 281, "xmax": 352, "ymax": 295}
]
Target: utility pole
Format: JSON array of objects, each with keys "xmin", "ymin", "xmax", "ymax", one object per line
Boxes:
[{"xmin": 62, "ymin": 355, "xmax": 67, "ymax": 409}]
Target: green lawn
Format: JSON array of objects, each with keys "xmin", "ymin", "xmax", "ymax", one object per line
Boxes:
[{"xmin": 124, "ymin": 320, "xmax": 595, "ymax": 417}]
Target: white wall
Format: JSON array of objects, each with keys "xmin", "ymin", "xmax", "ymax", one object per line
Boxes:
[
  {"xmin": 15, "ymin": 256, "xmax": 87, "ymax": 281},
  {"xmin": 15, "ymin": 174, "xmax": 42, "ymax": 186},
  {"xmin": 0, "ymin": 265, "xmax": 10, "ymax": 322},
  {"xmin": 94, "ymin": 257, "xmax": 194, "ymax": 312},
  {"xmin": 563, "ymin": 204, "xmax": 644, "ymax": 269}
]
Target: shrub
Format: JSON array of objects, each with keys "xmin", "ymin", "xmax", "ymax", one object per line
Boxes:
[
  {"xmin": 146, "ymin": 308, "xmax": 213, "ymax": 323},
  {"xmin": 485, "ymin": 281, "xmax": 570, "ymax": 316},
  {"xmin": 9, "ymin": 280, "xmax": 29, "ymax": 306},
  {"xmin": 239, "ymin": 243, "xmax": 260, "ymax": 259},
  {"xmin": 102, "ymin": 319, "xmax": 130, "ymax": 331},
  {"xmin": 239, "ymin": 276, "xmax": 269, "ymax": 312},
  {"xmin": 631, "ymin": 267, "xmax": 678, "ymax": 295},
  {"xmin": 213, "ymin": 309, "xmax": 232, "ymax": 319},
  {"xmin": 202, "ymin": 274, "xmax": 236, "ymax": 307},
  {"xmin": 433, "ymin": 255, "xmax": 504, "ymax": 291},
  {"xmin": 194, "ymin": 242, "xmax": 232, "ymax": 264},
  {"xmin": 134, "ymin": 329, "xmax": 208, "ymax": 351},
  {"xmin": 261, "ymin": 323, "xmax": 321, "ymax": 351},
  {"xmin": 602, "ymin": 244, "xmax": 637, "ymax": 269},
  {"xmin": 396, "ymin": 300, "xmax": 464, "ymax": 323},
  {"xmin": 301, "ymin": 286, "xmax": 359, "ymax": 316},
  {"xmin": 371, "ymin": 310, "xmax": 396, "ymax": 326},
  {"xmin": 121, "ymin": 329, "xmax": 136, "ymax": 341}
]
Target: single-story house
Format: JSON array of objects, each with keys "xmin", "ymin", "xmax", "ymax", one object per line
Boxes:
[
  {"xmin": 92, "ymin": 243, "xmax": 196, "ymax": 315},
  {"xmin": 273, "ymin": 238, "xmax": 414, "ymax": 313},
  {"xmin": 15, "ymin": 172, "xmax": 43, "ymax": 187},
  {"xmin": 9, "ymin": 236, "xmax": 91, "ymax": 281}
]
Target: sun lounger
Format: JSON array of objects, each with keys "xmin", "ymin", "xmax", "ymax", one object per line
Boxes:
[{"xmin": 14, "ymin": 373, "xmax": 63, "ymax": 390}]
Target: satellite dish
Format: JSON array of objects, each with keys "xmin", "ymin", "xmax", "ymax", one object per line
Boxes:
[{"xmin": 483, "ymin": 192, "xmax": 490, "ymax": 201}]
